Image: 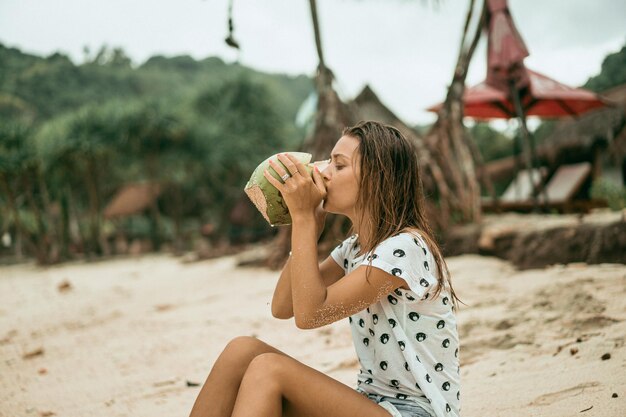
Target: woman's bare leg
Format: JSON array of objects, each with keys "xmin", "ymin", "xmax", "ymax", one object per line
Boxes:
[
  {"xmin": 230, "ymin": 352, "xmax": 390, "ymax": 417},
  {"xmin": 188, "ymin": 336, "xmax": 291, "ymax": 417}
]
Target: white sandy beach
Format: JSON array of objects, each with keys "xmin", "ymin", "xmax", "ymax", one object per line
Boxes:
[{"xmin": 0, "ymin": 252, "xmax": 624, "ymax": 417}]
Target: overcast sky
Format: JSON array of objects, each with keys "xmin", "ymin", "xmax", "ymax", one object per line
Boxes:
[{"xmin": 1, "ymin": 0, "xmax": 625, "ymax": 125}]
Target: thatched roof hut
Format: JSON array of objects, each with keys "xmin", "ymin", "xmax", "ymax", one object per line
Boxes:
[
  {"xmin": 349, "ymin": 85, "xmax": 452, "ymax": 226},
  {"xmin": 351, "ymin": 85, "xmax": 423, "ymax": 141},
  {"xmin": 350, "ymin": 85, "xmax": 436, "ymax": 191},
  {"xmin": 103, "ymin": 183, "xmax": 162, "ymax": 219},
  {"xmin": 539, "ymin": 84, "xmax": 626, "ymax": 166}
]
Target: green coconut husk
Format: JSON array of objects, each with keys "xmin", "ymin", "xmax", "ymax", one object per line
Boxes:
[{"xmin": 244, "ymin": 152, "xmax": 328, "ymax": 226}]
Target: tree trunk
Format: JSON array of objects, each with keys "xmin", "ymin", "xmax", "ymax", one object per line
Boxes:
[
  {"xmin": 59, "ymin": 187, "xmax": 72, "ymax": 260},
  {"xmin": 0, "ymin": 173, "xmax": 27, "ymax": 259},
  {"xmin": 84, "ymin": 156, "xmax": 103, "ymax": 256},
  {"xmin": 22, "ymin": 172, "xmax": 49, "ymax": 264},
  {"xmin": 267, "ymin": 0, "xmax": 355, "ymax": 269},
  {"xmin": 309, "ymin": 0, "xmax": 325, "ymax": 70},
  {"xmin": 145, "ymin": 155, "xmax": 163, "ymax": 252},
  {"xmin": 66, "ymin": 185, "xmax": 87, "ymax": 256},
  {"xmin": 424, "ymin": 0, "xmax": 486, "ymax": 225},
  {"xmin": 172, "ymin": 183, "xmax": 184, "ymax": 254},
  {"xmin": 37, "ymin": 164, "xmax": 60, "ymax": 262}
]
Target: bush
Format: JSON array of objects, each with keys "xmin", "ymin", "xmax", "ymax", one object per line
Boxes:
[{"xmin": 590, "ymin": 178, "xmax": 626, "ymax": 210}]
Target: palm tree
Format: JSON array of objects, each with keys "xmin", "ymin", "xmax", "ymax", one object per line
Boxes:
[
  {"xmin": 266, "ymin": 0, "xmax": 357, "ymax": 268},
  {"xmin": 0, "ymin": 121, "xmax": 34, "ymax": 260},
  {"xmin": 425, "ymin": 0, "xmax": 487, "ymax": 224},
  {"xmin": 269, "ymin": 0, "xmax": 487, "ymax": 266}
]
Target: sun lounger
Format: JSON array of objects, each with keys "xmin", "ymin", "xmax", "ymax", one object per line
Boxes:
[
  {"xmin": 537, "ymin": 162, "xmax": 592, "ymax": 206},
  {"xmin": 483, "ymin": 162, "xmax": 597, "ymax": 213},
  {"xmin": 481, "ymin": 167, "xmax": 547, "ymax": 211},
  {"xmin": 500, "ymin": 167, "xmax": 547, "ymax": 203}
]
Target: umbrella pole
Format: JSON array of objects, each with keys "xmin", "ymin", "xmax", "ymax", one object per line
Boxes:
[
  {"xmin": 512, "ymin": 121, "xmax": 522, "ymax": 201},
  {"xmin": 527, "ymin": 122, "xmax": 550, "ymax": 212},
  {"xmin": 510, "ymin": 82, "xmax": 540, "ymax": 212}
]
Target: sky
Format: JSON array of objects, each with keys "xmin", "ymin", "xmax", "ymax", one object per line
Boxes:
[{"xmin": 1, "ymin": 0, "xmax": 625, "ymax": 126}]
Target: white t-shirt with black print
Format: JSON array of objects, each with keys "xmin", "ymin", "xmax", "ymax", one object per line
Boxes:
[{"xmin": 330, "ymin": 232, "xmax": 460, "ymax": 417}]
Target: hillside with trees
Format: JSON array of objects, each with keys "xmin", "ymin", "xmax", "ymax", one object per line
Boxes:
[{"xmin": 0, "ymin": 43, "xmax": 312, "ymax": 263}]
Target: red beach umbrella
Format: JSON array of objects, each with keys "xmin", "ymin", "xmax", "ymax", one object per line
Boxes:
[
  {"xmin": 426, "ymin": 0, "xmax": 608, "ymax": 210},
  {"xmin": 485, "ymin": 0, "xmax": 529, "ymax": 91},
  {"xmin": 428, "ymin": 69, "xmax": 608, "ymax": 119},
  {"xmin": 428, "ymin": 0, "xmax": 606, "ymax": 119}
]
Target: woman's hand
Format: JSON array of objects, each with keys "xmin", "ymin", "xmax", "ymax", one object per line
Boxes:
[{"xmin": 263, "ymin": 153, "xmax": 327, "ymax": 221}]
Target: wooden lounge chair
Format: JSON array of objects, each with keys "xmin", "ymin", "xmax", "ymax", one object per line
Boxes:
[
  {"xmin": 482, "ymin": 167, "xmax": 547, "ymax": 211},
  {"xmin": 537, "ymin": 162, "xmax": 592, "ymax": 211},
  {"xmin": 483, "ymin": 162, "xmax": 599, "ymax": 213},
  {"xmin": 500, "ymin": 167, "xmax": 547, "ymax": 203}
]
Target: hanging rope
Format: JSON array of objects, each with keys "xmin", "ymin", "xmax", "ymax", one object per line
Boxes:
[{"xmin": 224, "ymin": 0, "xmax": 240, "ymax": 49}]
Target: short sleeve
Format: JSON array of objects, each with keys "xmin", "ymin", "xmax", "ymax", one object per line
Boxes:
[
  {"xmin": 360, "ymin": 232, "xmax": 438, "ymax": 298},
  {"xmin": 330, "ymin": 235, "xmax": 357, "ymax": 271}
]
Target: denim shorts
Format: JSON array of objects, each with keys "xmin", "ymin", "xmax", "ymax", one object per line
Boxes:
[{"xmin": 361, "ymin": 392, "xmax": 432, "ymax": 417}]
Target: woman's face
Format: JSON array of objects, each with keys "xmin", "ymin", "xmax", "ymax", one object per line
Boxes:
[{"xmin": 321, "ymin": 135, "xmax": 361, "ymax": 218}]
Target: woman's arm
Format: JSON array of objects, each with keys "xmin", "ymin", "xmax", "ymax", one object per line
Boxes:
[
  {"xmin": 271, "ymin": 257, "xmax": 295, "ymax": 319},
  {"xmin": 294, "ymin": 262, "xmax": 407, "ymax": 329},
  {"xmin": 271, "ymin": 255, "xmax": 344, "ymax": 319},
  {"xmin": 271, "ymin": 200, "xmax": 334, "ymax": 319},
  {"xmin": 264, "ymin": 154, "xmax": 346, "ymax": 325}
]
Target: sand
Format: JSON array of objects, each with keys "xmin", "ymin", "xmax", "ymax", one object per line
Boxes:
[{"xmin": 0, "ymin": 252, "xmax": 624, "ymax": 417}]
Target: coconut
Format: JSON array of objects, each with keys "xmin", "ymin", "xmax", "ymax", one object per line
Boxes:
[{"xmin": 244, "ymin": 152, "xmax": 329, "ymax": 226}]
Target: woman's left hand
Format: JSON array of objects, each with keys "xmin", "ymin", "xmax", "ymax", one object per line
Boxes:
[{"xmin": 263, "ymin": 153, "xmax": 327, "ymax": 219}]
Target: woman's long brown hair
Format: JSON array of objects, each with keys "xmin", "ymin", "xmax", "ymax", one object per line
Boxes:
[{"xmin": 344, "ymin": 121, "xmax": 460, "ymax": 308}]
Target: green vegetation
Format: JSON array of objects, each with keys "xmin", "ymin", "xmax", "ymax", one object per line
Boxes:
[
  {"xmin": 0, "ymin": 44, "xmax": 312, "ymax": 262},
  {"xmin": 584, "ymin": 43, "xmax": 626, "ymax": 93},
  {"xmin": 468, "ymin": 123, "xmax": 513, "ymax": 162},
  {"xmin": 528, "ymin": 40, "xmax": 626, "ymax": 146},
  {"xmin": 2, "ymin": 37, "xmax": 623, "ymax": 262},
  {"xmin": 591, "ymin": 178, "xmax": 626, "ymax": 210}
]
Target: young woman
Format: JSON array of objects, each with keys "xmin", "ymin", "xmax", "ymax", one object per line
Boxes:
[{"xmin": 188, "ymin": 121, "xmax": 460, "ymax": 417}]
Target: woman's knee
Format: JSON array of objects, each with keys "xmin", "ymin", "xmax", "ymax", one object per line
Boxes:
[
  {"xmin": 247, "ymin": 352, "xmax": 284, "ymax": 374},
  {"xmin": 221, "ymin": 336, "xmax": 280, "ymax": 364},
  {"xmin": 224, "ymin": 336, "xmax": 263, "ymax": 356},
  {"xmin": 241, "ymin": 353, "xmax": 285, "ymax": 389}
]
